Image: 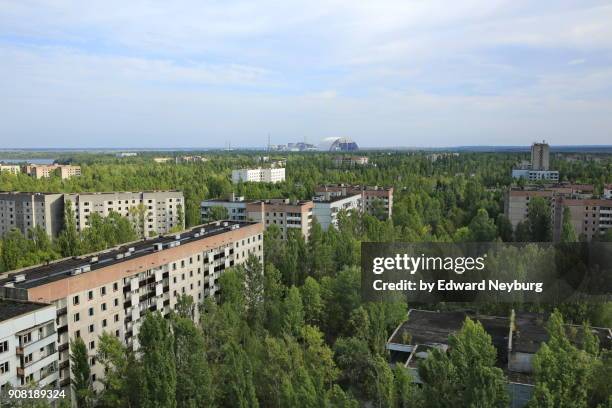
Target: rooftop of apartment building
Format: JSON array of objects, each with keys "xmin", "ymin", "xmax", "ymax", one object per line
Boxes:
[
  {"xmin": 316, "ymin": 184, "xmax": 393, "ymax": 192},
  {"xmin": 0, "ymin": 299, "xmax": 51, "ymax": 322},
  {"xmin": 203, "ymin": 194, "xmax": 311, "ymax": 207},
  {"xmin": 1, "ymin": 190, "xmax": 181, "ymax": 196},
  {"xmin": 0, "ymin": 220, "xmax": 257, "ymax": 291},
  {"xmin": 313, "ymin": 193, "xmax": 362, "ymax": 204}
]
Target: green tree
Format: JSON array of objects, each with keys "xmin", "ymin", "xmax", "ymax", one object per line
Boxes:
[
  {"xmin": 282, "ymin": 286, "xmax": 305, "ymax": 336},
  {"xmin": 219, "ymin": 341, "xmax": 259, "ymax": 408},
  {"xmin": 468, "ymin": 208, "xmax": 497, "ymax": 241},
  {"xmin": 527, "ymin": 197, "xmax": 552, "ymax": 242},
  {"xmin": 419, "ymin": 318, "xmax": 508, "ymax": 408},
  {"xmin": 96, "ymin": 332, "xmax": 141, "ymax": 408},
  {"xmin": 173, "ymin": 316, "xmax": 214, "ymax": 408},
  {"xmin": 529, "ymin": 310, "xmax": 597, "ymax": 407},
  {"xmin": 560, "ymin": 206, "xmax": 577, "ymax": 243},
  {"xmin": 495, "ymin": 214, "xmax": 514, "ymax": 242},
  {"xmin": 58, "ymin": 200, "xmax": 81, "ymax": 256},
  {"xmin": 243, "ymin": 254, "xmax": 264, "ymax": 328},
  {"xmin": 301, "ymin": 277, "xmax": 323, "ymax": 326},
  {"xmin": 70, "ymin": 337, "xmax": 93, "ymax": 408},
  {"xmin": 207, "ymin": 205, "xmax": 229, "ymax": 221},
  {"xmin": 138, "ymin": 312, "xmax": 177, "ymax": 408}
]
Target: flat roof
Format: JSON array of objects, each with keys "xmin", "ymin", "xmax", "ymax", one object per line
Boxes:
[
  {"xmin": 313, "ymin": 193, "xmax": 362, "ymax": 204},
  {"xmin": 0, "ymin": 190, "xmax": 181, "ymax": 196},
  {"xmin": 512, "ymin": 312, "xmax": 612, "ymax": 353},
  {"xmin": 0, "ymin": 221, "xmax": 258, "ymax": 290},
  {"xmin": 0, "ymin": 299, "xmax": 51, "ymax": 323}
]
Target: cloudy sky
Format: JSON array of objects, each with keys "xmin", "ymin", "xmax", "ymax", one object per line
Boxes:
[{"xmin": 1, "ymin": 1, "xmax": 611, "ymax": 148}]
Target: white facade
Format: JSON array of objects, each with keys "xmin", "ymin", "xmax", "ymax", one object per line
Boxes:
[
  {"xmin": 201, "ymin": 196, "xmax": 248, "ymax": 221},
  {"xmin": 0, "ymin": 165, "xmax": 20, "ymax": 175},
  {"xmin": 0, "ymin": 301, "xmax": 58, "ymax": 391},
  {"xmin": 232, "ymin": 168, "xmax": 285, "ymax": 184},
  {"xmin": 511, "ymin": 169, "xmax": 559, "ymax": 182},
  {"xmin": 313, "ymin": 194, "xmax": 362, "ymax": 230}
]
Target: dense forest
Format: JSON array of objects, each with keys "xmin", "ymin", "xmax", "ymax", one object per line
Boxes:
[{"xmin": 1, "ymin": 151, "xmax": 611, "ymax": 407}]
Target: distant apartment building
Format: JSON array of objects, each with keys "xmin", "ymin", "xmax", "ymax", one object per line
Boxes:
[
  {"xmin": 0, "ymin": 192, "xmax": 64, "ymax": 237},
  {"xmin": 315, "ymin": 184, "xmax": 394, "ymax": 219},
  {"xmin": 23, "ymin": 165, "xmax": 81, "ymax": 180},
  {"xmin": 0, "ymin": 300, "xmax": 58, "ymax": 391},
  {"xmin": 231, "ymin": 168, "xmax": 285, "ymax": 184},
  {"xmin": 201, "ymin": 194, "xmax": 313, "ymax": 239},
  {"xmin": 333, "ymin": 156, "xmax": 369, "ymax": 166},
  {"xmin": 512, "ymin": 142, "xmax": 558, "ymax": 182},
  {"xmin": 176, "ymin": 155, "xmax": 207, "ymax": 163},
  {"xmin": 504, "ymin": 185, "xmax": 612, "ymax": 241},
  {"xmin": 0, "ymin": 221, "xmax": 264, "ymax": 395},
  {"xmin": 313, "ymin": 193, "xmax": 362, "ymax": 230},
  {"xmin": 64, "ymin": 191, "xmax": 184, "ymax": 236},
  {"xmin": 531, "ymin": 142, "xmax": 550, "ymax": 170},
  {"xmin": 511, "ymin": 169, "xmax": 559, "ymax": 182},
  {"xmin": 0, "ymin": 165, "xmax": 21, "ymax": 175},
  {"xmin": 116, "ymin": 152, "xmax": 137, "ymax": 158},
  {"xmin": 153, "ymin": 157, "xmax": 172, "ymax": 163}
]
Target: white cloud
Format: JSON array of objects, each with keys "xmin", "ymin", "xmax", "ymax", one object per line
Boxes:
[{"xmin": 0, "ymin": 0, "xmax": 611, "ymax": 146}]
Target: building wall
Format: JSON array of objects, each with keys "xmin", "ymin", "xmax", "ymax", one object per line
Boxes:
[
  {"xmin": 0, "ymin": 165, "xmax": 20, "ymax": 175},
  {"xmin": 232, "ymin": 168, "xmax": 286, "ymax": 184},
  {"xmin": 505, "ymin": 189, "xmax": 612, "ymax": 241},
  {"xmin": 64, "ymin": 191, "xmax": 184, "ymax": 236},
  {"xmin": 22, "ymin": 222, "xmax": 263, "ymax": 392},
  {"xmin": 0, "ymin": 193, "xmax": 64, "ymax": 237},
  {"xmin": 531, "ymin": 143, "xmax": 550, "ymax": 171},
  {"xmin": 0, "ymin": 303, "xmax": 58, "ymax": 391},
  {"xmin": 313, "ymin": 194, "xmax": 362, "ymax": 230}
]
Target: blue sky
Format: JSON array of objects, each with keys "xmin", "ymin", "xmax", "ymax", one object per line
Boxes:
[{"xmin": 1, "ymin": 1, "xmax": 611, "ymax": 148}]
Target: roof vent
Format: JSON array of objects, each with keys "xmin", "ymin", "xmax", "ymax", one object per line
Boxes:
[
  {"xmin": 200, "ymin": 228, "xmax": 205, "ymax": 234},
  {"xmin": 13, "ymin": 274, "xmax": 26, "ymax": 283},
  {"xmin": 154, "ymin": 243, "xmax": 163, "ymax": 251},
  {"xmin": 116, "ymin": 253, "xmax": 124, "ymax": 260},
  {"xmin": 90, "ymin": 256, "xmax": 99, "ymax": 263},
  {"xmin": 128, "ymin": 247, "xmax": 135, "ymax": 253},
  {"xmin": 81, "ymin": 264, "xmax": 91, "ymax": 272},
  {"xmin": 175, "ymin": 234, "xmax": 181, "ymax": 240},
  {"xmin": 71, "ymin": 268, "xmax": 82, "ymax": 276},
  {"xmin": 4, "ymin": 282, "xmax": 14, "ymax": 288}
]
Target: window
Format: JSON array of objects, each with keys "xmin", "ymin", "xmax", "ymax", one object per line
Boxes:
[
  {"xmin": 0, "ymin": 362, "xmax": 8, "ymax": 374},
  {"xmin": 113, "ymin": 283, "xmax": 118, "ymax": 292},
  {"xmin": 0, "ymin": 340, "xmax": 8, "ymax": 353},
  {"xmin": 88, "ymin": 290, "xmax": 93, "ymax": 300},
  {"xmin": 24, "ymin": 353, "xmax": 33, "ymax": 365},
  {"xmin": 74, "ymin": 313, "xmax": 80, "ymax": 322},
  {"xmin": 76, "ymin": 330, "xmax": 81, "ymax": 338},
  {"xmin": 114, "ymin": 314, "xmax": 119, "ymax": 322},
  {"xmin": 88, "ymin": 324, "xmax": 95, "ymax": 333},
  {"xmin": 88, "ymin": 307, "xmax": 94, "ymax": 316},
  {"xmin": 101, "ymin": 303, "xmax": 107, "ymax": 311},
  {"xmin": 73, "ymin": 295, "xmax": 80, "ymax": 305},
  {"xmin": 115, "ymin": 330, "xmax": 120, "ymax": 337},
  {"xmin": 114, "ymin": 298, "xmax": 119, "ymax": 307},
  {"xmin": 89, "ymin": 341, "xmax": 95, "ymax": 350},
  {"xmin": 102, "ymin": 319, "xmax": 107, "ymax": 328},
  {"xmin": 90, "ymin": 357, "xmax": 96, "ymax": 366},
  {"xmin": 100, "ymin": 286, "xmax": 106, "ymax": 296}
]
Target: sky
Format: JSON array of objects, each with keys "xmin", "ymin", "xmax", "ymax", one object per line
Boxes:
[{"xmin": 1, "ymin": 1, "xmax": 612, "ymax": 148}]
